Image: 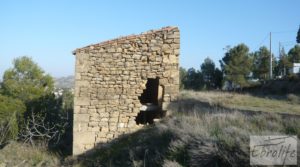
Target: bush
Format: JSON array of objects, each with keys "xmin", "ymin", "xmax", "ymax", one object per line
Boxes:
[
  {"xmin": 0, "ymin": 94, "xmax": 25, "ymax": 144},
  {"xmin": 287, "ymin": 73, "xmax": 299, "ymax": 81},
  {"xmin": 21, "ymin": 94, "xmax": 71, "ymax": 150},
  {"xmin": 0, "ymin": 57, "xmax": 72, "ymax": 155},
  {"xmin": 287, "ymin": 93, "xmax": 300, "ymax": 104},
  {"xmin": 0, "ymin": 141, "xmax": 59, "ymax": 166}
]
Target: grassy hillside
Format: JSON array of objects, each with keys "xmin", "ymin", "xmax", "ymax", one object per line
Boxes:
[
  {"xmin": 75, "ymin": 111, "xmax": 299, "ymax": 167},
  {"xmin": 0, "ymin": 91, "xmax": 299, "ymax": 166},
  {"xmin": 74, "ymin": 91, "xmax": 300, "ymax": 166},
  {"xmin": 180, "ymin": 91, "xmax": 300, "ymax": 115}
]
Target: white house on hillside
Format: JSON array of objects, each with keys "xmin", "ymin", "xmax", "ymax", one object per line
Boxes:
[{"xmin": 289, "ymin": 63, "xmax": 300, "ymax": 74}]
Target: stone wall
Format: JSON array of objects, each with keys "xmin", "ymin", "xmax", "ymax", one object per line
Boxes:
[{"xmin": 72, "ymin": 27, "xmax": 180, "ymax": 155}]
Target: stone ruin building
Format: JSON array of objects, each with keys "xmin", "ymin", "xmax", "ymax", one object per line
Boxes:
[{"xmin": 72, "ymin": 26, "xmax": 180, "ymax": 155}]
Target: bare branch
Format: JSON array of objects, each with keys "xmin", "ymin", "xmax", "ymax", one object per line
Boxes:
[{"xmin": 20, "ymin": 112, "xmax": 69, "ymax": 146}]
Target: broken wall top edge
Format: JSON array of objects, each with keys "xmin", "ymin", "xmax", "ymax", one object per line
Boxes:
[{"xmin": 72, "ymin": 26, "xmax": 179, "ymax": 55}]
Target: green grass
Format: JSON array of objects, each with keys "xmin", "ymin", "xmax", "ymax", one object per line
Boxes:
[{"xmin": 181, "ymin": 91, "xmax": 300, "ymax": 115}]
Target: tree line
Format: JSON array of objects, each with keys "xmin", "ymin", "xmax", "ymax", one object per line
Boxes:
[{"xmin": 180, "ymin": 43, "xmax": 300, "ymax": 90}]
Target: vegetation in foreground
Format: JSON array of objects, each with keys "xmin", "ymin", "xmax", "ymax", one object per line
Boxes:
[
  {"xmin": 0, "ymin": 141, "xmax": 59, "ymax": 167},
  {"xmin": 74, "ymin": 91, "xmax": 299, "ymax": 166},
  {"xmin": 75, "ymin": 96, "xmax": 300, "ymax": 167},
  {"xmin": 0, "ymin": 92, "xmax": 299, "ymax": 166},
  {"xmin": 0, "ymin": 57, "xmax": 73, "ymax": 166}
]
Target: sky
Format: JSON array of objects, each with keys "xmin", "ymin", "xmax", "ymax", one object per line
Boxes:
[{"xmin": 0, "ymin": 0, "xmax": 299, "ymax": 78}]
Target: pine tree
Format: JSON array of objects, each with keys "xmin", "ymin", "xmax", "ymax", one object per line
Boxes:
[
  {"xmin": 278, "ymin": 47, "xmax": 292, "ymax": 76},
  {"xmin": 1, "ymin": 56, "xmax": 54, "ymax": 102},
  {"xmin": 288, "ymin": 45, "xmax": 300, "ymax": 63},
  {"xmin": 297, "ymin": 25, "xmax": 300, "ymax": 44},
  {"xmin": 201, "ymin": 57, "xmax": 215, "ymax": 89},
  {"xmin": 220, "ymin": 44, "xmax": 252, "ymax": 89},
  {"xmin": 252, "ymin": 46, "xmax": 276, "ymax": 80}
]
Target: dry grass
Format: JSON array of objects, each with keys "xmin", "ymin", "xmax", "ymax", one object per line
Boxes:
[
  {"xmin": 0, "ymin": 141, "xmax": 59, "ymax": 166},
  {"xmin": 76, "ymin": 91, "xmax": 300, "ymax": 166},
  {"xmin": 1, "ymin": 91, "xmax": 299, "ymax": 166},
  {"xmin": 162, "ymin": 111, "xmax": 300, "ymax": 166},
  {"xmin": 287, "ymin": 93, "xmax": 300, "ymax": 104},
  {"xmin": 77, "ymin": 110, "xmax": 300, "ymax": 166},
  {"xmin": 181, "ymin": 90, "xmax": 300, "ymax": 115}
]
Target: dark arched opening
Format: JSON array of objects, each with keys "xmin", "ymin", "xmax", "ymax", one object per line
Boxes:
[{"xmin": 136, "ymin": 78, "xmax": 163, "ymax": 125}]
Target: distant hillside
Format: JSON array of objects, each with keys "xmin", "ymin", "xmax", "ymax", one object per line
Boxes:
[{"xmin": 54, "ymin": 76, "xmax": 74, "ymax": 89}]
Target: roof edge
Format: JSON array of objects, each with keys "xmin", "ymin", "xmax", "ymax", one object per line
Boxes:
[{"xmin": 72, "ymin": 26, "xmax": 178, "ymax": 55}]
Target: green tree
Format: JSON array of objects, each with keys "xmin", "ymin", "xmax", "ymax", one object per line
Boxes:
[
  {"xmin": 1, "ymin": 56, "xmax": 54, "ymax": 102},
  {"xmin": 0, "ymin": 94, "xmax": 26, "ymax": 142},
  {"xmin": 288, "ymin": 45, "xmax": 300, "ymax": 63},
  {"xmin": 185, "ymin": 68, "xmax": 204, "ymax": 90},
  {"xmin": 277, "ymin": 47, "xmax": 292, "ymax": 76},
  {"xmin": 1, "ymin": 57, "xmax": 70, "ymax": 148},
  {"xmin": 213, "ymin": 68, "xmax": 223, "ymax": 89},
  {"xmin": 297, "ymin": 25, "xmax": 300, "ymax": 44},
  {"xmin": 252, "ymin": 46, "xmax": 273, "ymax": 80},
  {"xmin": 220, "ymin": 44, "xmax": 252, "ymax": 89},
  {"xmin": 61, "ymin": 89, "xmax": 74, "ymax": 112},
  {"xmin": 201, "ymin": 57, "xmax": 215, "ymax": 89},
  {"xmin": 179, "ymin": 67, "xmax": 188, "ymax": 90}
]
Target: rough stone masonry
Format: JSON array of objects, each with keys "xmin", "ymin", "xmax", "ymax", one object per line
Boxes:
[{"xmin": 72, "ymin": 26, "xmax": 180, "ymax": 155}]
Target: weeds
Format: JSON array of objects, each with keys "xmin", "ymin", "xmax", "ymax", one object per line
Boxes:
[
  {"xmin": 1, "ymin": 91, "xmax": 299, "ymax": 166},
  {"xmin": 0, "ymin": 141, "xmax": 59, "ymax": 166},
  {"xmin": 287, "ymin": 93, "xmax": 300, "ymax": 104},
  {"xmin": 181, "ymin": 90, "xmax": 300, "ymax": 114}
]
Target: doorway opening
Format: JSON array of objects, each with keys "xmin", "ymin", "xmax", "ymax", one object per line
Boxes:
[{"xmin": 136, "ymin": 78, "xmax": 163, "ymax": 125}]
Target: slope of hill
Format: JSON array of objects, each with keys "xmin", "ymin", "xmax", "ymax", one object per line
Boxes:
[
  {"xmin": 74, "ymin": 91, "xmax": 300, "ymax": 166},
  {"xmin": 54, "ymin": 76, "xmax": 74, "ymax": 89},
  {"xmin": 0, "ymin": 91, "xmax": 299, "ymax": 166}
]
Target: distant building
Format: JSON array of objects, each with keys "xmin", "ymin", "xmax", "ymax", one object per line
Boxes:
[
  {"xmin": 53, "ymin": 88, "xmax": 64, "ymax": 98},
  {"xmin": 53, "ymin": 87, "xmax": 74, "ymax": 98},
  {"xmin": 289, "ymin": 63, "xmax": 300, "ymax": 74}
]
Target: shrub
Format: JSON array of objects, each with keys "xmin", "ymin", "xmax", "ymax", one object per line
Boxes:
[
  {"xmin": 21, "ymin": 94, "xmax": 70, "ymax": 149},
  {"xmin": 287, "ymin": 73, "xmax": 299, "ymax": 81},
  {"xmin": 287, "ymin": 93, "xmax": 300, "ymax": 104},
  {"xmin": 0, "ymin": 94, "xmax": 25, "ymax": 144},
  {"xmin": 0, "ymin": 141, "xmax": 59, "ymax": 166}
]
